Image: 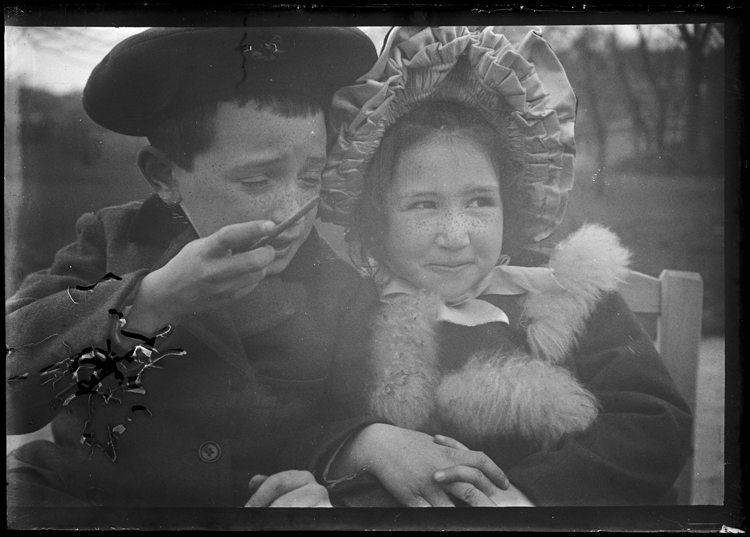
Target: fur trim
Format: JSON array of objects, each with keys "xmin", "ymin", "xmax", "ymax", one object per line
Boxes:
[
  {"xmin": 436, "ymin": 351, "xmax": 599, "ymax": 451},
  {"xmin": 524, "ymin": 224, "xmax": 631, "ymax": 363},
  {"xmin": 368, "ymin": 224, "xmax": 628, "ymax": 446},
  {"xmin": 369, "ymin": 292, "xmax": 442, "ymax": 431}
]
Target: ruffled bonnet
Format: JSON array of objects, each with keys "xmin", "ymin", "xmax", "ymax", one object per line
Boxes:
[{"xmin": 320, "ymin": 26, "xmax": 577, "ymax": 244}]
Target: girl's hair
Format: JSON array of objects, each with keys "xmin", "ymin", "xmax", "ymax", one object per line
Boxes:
[{"xmin": 350, "ymin": 100, "xmax": 524, "ymax": 274}]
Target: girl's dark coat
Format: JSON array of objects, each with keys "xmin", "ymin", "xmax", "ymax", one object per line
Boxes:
[{"xmin": 327, "ymin": 225, "xmax": 693, "ymax": 506}]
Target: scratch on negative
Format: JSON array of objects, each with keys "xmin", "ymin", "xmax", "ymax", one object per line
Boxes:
[
  {"xmin": 67, "ymin": 287, "xmax": 79, "ymax": 304},
  {"xmin": 7, "ymin": 333, "xmax": 60, "ymax": 359}
]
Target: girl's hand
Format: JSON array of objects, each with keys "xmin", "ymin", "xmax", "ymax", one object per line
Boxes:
[
  {"xmin": 329, "ymin": 424, "xmax": 509, "ymax": 507},
  {"xmin": 244, "ymin": 471, "xmax": 332, "ymax": 508},
  {"xmin": 433, "ymin": 434, "xmax": 536, "ymax": 507}
]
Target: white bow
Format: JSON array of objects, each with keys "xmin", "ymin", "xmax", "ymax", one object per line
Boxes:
[{"xmin": 378, "ymin": 261, "xmax": 567, "ymax": 327}]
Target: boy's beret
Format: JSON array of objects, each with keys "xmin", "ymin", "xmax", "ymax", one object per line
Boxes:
[{"xmin": 83, "ymin": 27, "xmax": 378, "ymax": 137}]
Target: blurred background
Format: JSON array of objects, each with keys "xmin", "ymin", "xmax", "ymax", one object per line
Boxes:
[{"xmin": 5, "ymin": 24, "xmax": 728, "ymax": 504}]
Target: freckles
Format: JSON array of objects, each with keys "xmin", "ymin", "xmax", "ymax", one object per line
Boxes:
[
  {"xmin": 264, "ymin": 189, "xmax": 299, "ymax": 210},
  {"xmin": 243, "ymin": 196, "xmax": 267, "ymax": 212},
  {"xmin": 447, "ymin": 215, "xmax": 488, "ymax": 235},
  {"xmin": 414, "ymin": 219, "xmax": 432, "ymax": 232},
  {"xmin": 411, "ymin": 217, "xmax": 438, "ymax": 237},
  {"xmin": 476, "ymin": 213, "xmax": 503, "ymax": 229}
]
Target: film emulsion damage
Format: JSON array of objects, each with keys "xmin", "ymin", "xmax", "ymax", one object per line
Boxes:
[{"xmin": 7, "ymin": 272, "xmax": 186, "ymax": 463}]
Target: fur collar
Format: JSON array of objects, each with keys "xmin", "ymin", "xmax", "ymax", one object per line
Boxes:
[{"xmin": 368, "ymin": 224, "xmax": 631, "ymax": 451}]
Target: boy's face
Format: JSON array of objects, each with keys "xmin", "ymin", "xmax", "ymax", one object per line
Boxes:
[
  {"xmin": 383, "ymin": 136, "xmax": 504, "ymax": 304},
  {"xmin": 173, "ymin": 101, "xmax": 326, "ymax": 275}
]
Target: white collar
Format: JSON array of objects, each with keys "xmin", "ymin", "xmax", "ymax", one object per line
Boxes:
[{"xmin": 377, "ymin": 261, "xmax": 567, "ymax": 327}]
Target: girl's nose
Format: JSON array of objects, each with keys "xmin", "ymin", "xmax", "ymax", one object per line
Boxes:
[{"xmin": 435, "ymin": 216, "xmax": 471, "ymax": 250}]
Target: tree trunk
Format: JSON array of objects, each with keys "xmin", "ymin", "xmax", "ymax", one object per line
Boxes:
[
  {"xmin": 679, "ymin": 24, "xmax": 713, "ymax": 174},
  {"xmin": 609, "ymin": 34, "xmax": 650, "ymax": 155},
  {"xmin": 638, "ymin": 26, "xmax": 671, "ymax": 157},
  {"xmin": 577, "ymin": 30, "xmax": 608, "ymax": 196}
]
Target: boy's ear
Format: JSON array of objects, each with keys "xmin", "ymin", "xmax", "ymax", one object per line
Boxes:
[{"xmin": 137, "ymin": 146, "xmax": 182, "ymax": 205}]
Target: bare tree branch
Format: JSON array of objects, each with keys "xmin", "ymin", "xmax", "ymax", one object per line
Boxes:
[{"xmin": 637, "ymin": 25, "xmax": 670, "ymax": 154}]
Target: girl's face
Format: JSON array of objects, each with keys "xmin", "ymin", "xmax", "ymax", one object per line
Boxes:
[{"xmin": 383, "ymin": 136, "xmax": 504, "ymax": 303}]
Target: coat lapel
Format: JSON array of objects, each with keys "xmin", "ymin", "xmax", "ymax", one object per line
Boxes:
[
  {"xmin": 142, "ymin": 226, "xmax": 251, "ymax": 373},
  {"xmin": 128, "ymin": 196, "xmax": 326, "ymax": 374},
  {"xmin": 133, "ymin": 200, "xmax": 296, "ymax": 374}
]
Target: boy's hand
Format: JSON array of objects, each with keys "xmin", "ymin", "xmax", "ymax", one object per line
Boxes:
[
  {"xmin": 126, "ymin": 220, "xmax": 277, "ymax": 332},
  {"xmin": 244, "ymin": 471, "xmax": 332, "ymax": 508},
  {"xmin": 328, "ymin": 424, "xmax": 509, "ymax": 507}
]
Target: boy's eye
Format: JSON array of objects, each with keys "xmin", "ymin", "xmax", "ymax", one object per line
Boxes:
[
  {"xmin": 408, "ymin": 201, "xmax": 437, "ymax": 210},
  {"xmin": 299, "ymin": 174, "xmax": 322, "ymax": 188},
  {"xmin": 239, "ymin": 177, "xmax": 271, "ymax": 189}
]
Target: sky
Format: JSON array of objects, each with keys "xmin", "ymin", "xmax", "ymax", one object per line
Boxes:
[
  {"xmin": 5, "ymin": 27, "xmax": 143, "ymax": 95},
  {"xmin": 4, "ymin": 27, "xmax": 392, "ymax": 96},
  {"xmin": 5, "ymin": 25, "xmax": 678, "ymax": 96}
]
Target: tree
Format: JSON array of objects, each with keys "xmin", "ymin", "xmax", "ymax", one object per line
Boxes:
[
  {"xmin": 609, "ymin": 32, "xmax": 650, "ymax": 157},
  {"xmin": 571, "ymin": 27, "xmax": 614, "ymax": 195},
  {"xmin": 636, "ymin": 25, "xmax": 678, "ymax": 159},
  {"xmin": 676, "ymin": 23, "xmax": 723, "ymax": 173}
]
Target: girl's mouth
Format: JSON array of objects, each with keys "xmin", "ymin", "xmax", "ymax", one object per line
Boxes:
[{"xmin": 428, "ymin": 262, "xmax": 472, "ymax": 272}]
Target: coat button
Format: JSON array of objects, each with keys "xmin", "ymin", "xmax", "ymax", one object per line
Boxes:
[{"xmin": 198, "ymin": 441, "xmax": 221, "ymax": 463}]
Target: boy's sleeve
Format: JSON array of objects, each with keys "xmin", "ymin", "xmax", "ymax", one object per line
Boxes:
[
  {"xmin": 6, "ymin": 211, "xmax": 151, "ymax": 435},
  {"xmin": 276, "ymin": 415, "xmax": 381, "ymax": 478},
  {"xmin": 274, "ymin": 264, "xmax": 387, "ymax": 482},
  {"xmin": 506, "ymin": 291, "xmax": 694, "ymax": 506}
]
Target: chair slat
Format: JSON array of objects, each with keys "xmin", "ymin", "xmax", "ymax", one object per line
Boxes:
[
  {"xmin": 619, "ymin": 270, "xmax": 661, "ymax": 313},
  {"xmin": 619, "ymin": 269, "xmax": 703, "ymax": 505},
  {"xmin": 657, "ymin": 270, "xmax": 703, "ymax": 413}
]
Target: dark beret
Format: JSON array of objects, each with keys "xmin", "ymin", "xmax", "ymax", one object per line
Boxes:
[{"xmin": 83, "ymin": 27, "xmax": 377, "ymax": 137}]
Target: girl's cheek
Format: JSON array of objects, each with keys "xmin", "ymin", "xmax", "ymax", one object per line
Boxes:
[
  {"xmin": 386, "ymin": 215, "xmax": 426, "ymax": 254},
  {"xmin": 473, "ymin": 213, "xmax": 503, "ymax": 232},
  {"xmin": 406, "ymin": 215, "xmax": 438, "ymax": 243}
]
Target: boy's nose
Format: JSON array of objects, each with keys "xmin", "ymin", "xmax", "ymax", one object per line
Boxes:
[{"xmin": 269, "ymin": 195, "xmax": 307, "ymax": 230}]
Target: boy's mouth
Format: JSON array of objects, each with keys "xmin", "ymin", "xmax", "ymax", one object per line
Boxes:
[{"xmin": 270, "ymin": 237, "xmax": 297, "ymax": 257}]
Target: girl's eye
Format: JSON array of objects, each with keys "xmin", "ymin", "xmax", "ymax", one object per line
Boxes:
[
  {"xmin": 408, "ymin": 201, "xmax": 437, "ymax": 210},
  {"xmin": 468, "ymin": 197, "xmax": 496, "ymax": 208}
]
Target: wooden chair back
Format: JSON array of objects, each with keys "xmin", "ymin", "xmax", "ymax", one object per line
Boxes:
[{"xmin": 618, "ymin": 269, "xmax": 704, "ymax": 505}]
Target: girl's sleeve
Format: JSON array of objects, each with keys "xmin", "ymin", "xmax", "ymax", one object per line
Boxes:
[
  {"xmin": 6, "ymin": 210, "xmax": 151, "ymax": 435},
  {"xmin": 507, "ymin": 291, "xmax": 693, "ymax": 506}
]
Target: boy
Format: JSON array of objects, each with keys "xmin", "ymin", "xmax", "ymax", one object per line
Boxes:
[{"xmin": 6, "ymin": 27, "xmax": 377, "ymax": 511}]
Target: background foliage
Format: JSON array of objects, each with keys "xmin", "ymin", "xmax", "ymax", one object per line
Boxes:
[{"xmin": 6, "ymin": 24, "xmax": 727, "ymax": 336}]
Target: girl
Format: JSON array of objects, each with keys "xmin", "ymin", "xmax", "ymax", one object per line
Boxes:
[{"xmin": 319, "ymin": 27, "xmax": 692, "ymax": 506}]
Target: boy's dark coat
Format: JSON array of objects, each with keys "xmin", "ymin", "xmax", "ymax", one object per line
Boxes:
[{"xmin": 6, "ymin": 195, "xmax": 371, "ymax": 508}]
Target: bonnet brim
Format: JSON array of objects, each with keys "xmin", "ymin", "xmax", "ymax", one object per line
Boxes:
[{"xmin": 320, "ymin": 26, "xmax": 577, "ymax": 244}]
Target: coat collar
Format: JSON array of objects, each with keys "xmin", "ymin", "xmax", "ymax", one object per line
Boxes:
[
  {"xmin": 367, "ymin": 225, "xmax": 632, "ymax": 446},
  {"xmin": 127, "ymin": 194, "xmax": 192, "ymax": 248},
  {"xmin": 127, "ymin": 194, "xmax": 325, "ymax": 374}
]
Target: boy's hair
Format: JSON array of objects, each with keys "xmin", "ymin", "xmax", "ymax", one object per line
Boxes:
[
  {"xmin": 351, "ymin": 100, "xmax": 524, "ymax": 274},
  {"xmin": 147, "ymin": 91, "xmax": 323, "ymax": 171}
]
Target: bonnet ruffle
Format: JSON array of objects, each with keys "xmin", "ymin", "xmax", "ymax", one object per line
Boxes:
[{"xmin": 320, "ymin": 26, "xmax": 577, "ymax": 244}]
